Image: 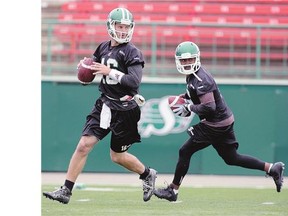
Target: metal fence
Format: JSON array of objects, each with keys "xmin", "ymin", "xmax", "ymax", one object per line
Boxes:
[{"xmin": 42, "ymin": 20, "xmax": 288, "ymax": 79}]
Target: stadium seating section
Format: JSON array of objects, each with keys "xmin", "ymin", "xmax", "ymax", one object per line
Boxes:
[
  {"xmin": 45, "ymin": 0, "xmax": 288, "ymax": 78},
  {"xmin": 59, "ymin": 1, "xmax": 288, "ymax": 24}
]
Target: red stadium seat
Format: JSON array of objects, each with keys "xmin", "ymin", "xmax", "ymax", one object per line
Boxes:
[
  {"xmin": 58, "ymin": 13, "xmax": 288, "ymax": 25},
  {"xmin": 61, "ymin": 2, "xmax": 194, "ymax": 14},
  {"xmin": 193, "ymin": 0, "xmax": 288, "ymax": 3},
  {"xmin": 53, "ymin": 25, "xmax": 287, "ymax": 46},
  {"xmin": 52, "ymin": 24, "xmax": 287, "ymax": 62},
  {"xmin": 62, "ymin": 1, "xmax": 288, "ymax": 16},
  {"xmin": 53, "ymin": 0, "xmax": 288, "ymax": 64}
]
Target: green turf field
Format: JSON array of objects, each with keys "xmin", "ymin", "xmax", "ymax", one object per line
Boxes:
[{"xmin": 42, "ymin": 185, "xmax": 288, "ymax": 216}]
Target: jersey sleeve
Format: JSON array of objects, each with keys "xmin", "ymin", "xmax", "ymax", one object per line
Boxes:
[
  {"xmin": 92, "ymin": 45, "xmax": 100, "ymax": 62},
  {"xmin": 196, "ymin": 72, "xmax": 217, "ymax": 95},
  {"xmin": 93, "ymin": 42, "xmax": 107, "ymax": 63},
  {"xmin": 125, "ymin": 45, "xmax": 145, "ymax": 68}
]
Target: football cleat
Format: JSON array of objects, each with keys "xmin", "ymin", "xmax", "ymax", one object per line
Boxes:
[
  {"xmin": 142, "ymin": 168, "xmax": 157, "ymax": 202},
  {"xmin": 43, "ymin": 185, "xmax": 72, "ymax": 204},
  {"xmin": 154, "ymin": 185, "xmax": 178, "ymax": 202},
  {"xmin": 267, "ymin": 162, "xmax": 285, "ymax": 192}
]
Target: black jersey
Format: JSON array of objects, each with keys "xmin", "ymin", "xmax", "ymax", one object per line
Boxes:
[
  {"xmin": 186, "ymin": 67, "xmax": 233, "ymax": 122},
  {"xmin": 93, "ymin": 41, "xmax": 145, "ymax": 111}
]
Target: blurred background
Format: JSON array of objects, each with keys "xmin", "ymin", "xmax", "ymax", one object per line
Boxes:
[{"xmin": 41, "ymin": 0, "xmax": 288, "ymax": 175}]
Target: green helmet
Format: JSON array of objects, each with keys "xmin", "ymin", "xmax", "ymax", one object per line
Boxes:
[
  {"xmin": 107, "ymin": 8, "xmax": 135, "ymax": 44},
  {"xmin": 175, "ymin": 41, "xmax": 201, "ymax": 75}
]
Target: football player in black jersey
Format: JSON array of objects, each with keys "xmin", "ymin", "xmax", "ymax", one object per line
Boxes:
[
  {"xmin": 154, "ymin": 41, "xmax": 285, "ymax": 202},
  {"xmin": 43, "ymin": 8, "xmax": 157, "ymax": 204}
]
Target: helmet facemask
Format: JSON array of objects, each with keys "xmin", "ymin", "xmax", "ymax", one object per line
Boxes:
[
  {"xmin": 107, "ymin": 8, "xmax": 135, "ymax": 44},
  {"xmin": 175, "ymin": 41, "xmax": 201, "ymax": 75},
  {"xmin": 175, "ymin": 54, "xmax": 201, "ymax": 75}
]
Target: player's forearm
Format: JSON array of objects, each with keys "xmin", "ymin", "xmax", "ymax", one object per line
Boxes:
[
  {"xmin": 120, "ymin": 72, "xmax": 142, "ymax": 89},
  {"xmin": 108, "ymin": 65, "xmax": 142, "ymax": 89},
  {"xmin": 188, "ymin": 101, "xmax": 216, "ymax": 116},
  {"xmin": 185, "ymin": 92, "xmax": 216, "ymax": 115}
]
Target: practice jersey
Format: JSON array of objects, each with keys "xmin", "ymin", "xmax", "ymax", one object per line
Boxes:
[
  {"xmin": 185, "ymin": 67, "xmax": 233, "ymax": 123},
  {"xmin": 93, "ymin": 41, "xmax": 145, "ymax": 111}
]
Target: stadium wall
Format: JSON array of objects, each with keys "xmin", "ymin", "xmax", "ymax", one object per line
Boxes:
[{"xmin": 41, "ymin": 80, "xmax": 288, "ymax": 175}]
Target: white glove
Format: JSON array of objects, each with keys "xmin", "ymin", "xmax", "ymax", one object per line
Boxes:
[
  {"xmin": 173, "ymin": 100, "xmax": 193, "ymax": 117},
  {"xmin": 119, "ymin": 94, "xmax": 146, "ymax": 106},
  {"xmin": 133, "ymin": 94, "xmax": 146, "ymax": 106}
]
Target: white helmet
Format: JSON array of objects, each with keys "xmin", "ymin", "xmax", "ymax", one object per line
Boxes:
[
  {"xmin": 107, "ymin": 8, "xmax": 135, "ymax": 44},
  {"xmin": 175, "ymin": 41, "xmax": 201, "ymax": 75}
]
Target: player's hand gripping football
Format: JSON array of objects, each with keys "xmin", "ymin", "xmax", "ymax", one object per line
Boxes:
[
  {"xmin": 173, "ymin": 100, "xmax": 193, "ymax": 117},
  {"xmin": 91, "ymin": 63, "xmax": 111, "ymax": 76}
]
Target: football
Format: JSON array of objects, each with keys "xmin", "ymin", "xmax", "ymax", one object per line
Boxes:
[
  {"xmin": 168, "ymin": 95, "xmax": 186, "ymax": 112},
  {"xmin": 77, "ymin": 58, "xmax": 95, "ymax": 84}
]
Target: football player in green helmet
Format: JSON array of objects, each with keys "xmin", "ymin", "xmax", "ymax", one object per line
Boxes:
[
  {"xmin": 154, "ymin": 41, "xmax": 285, "ymax": 202},
  {"xmin": 43, "ymin": 7, "xmax": 157, "ymax": 204},
  {"xmin": 175, "ymin": 41, "xmax": 202, "ymax": 81}
]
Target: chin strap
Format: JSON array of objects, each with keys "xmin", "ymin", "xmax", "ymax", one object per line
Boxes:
[{"xmin": 192, "ymin": 72, "xmax": 202, "ymax": 82}]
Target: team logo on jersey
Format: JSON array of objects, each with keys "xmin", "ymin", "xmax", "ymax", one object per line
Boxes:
[
  {"xmin": 138, "ymin": 96, "xmax": 195, "ymax": 138},
  {"xmin": 119, "ymin": 50, "xmax": 125, "ymax": 56}
]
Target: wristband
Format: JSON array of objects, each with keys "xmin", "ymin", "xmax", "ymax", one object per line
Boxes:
[{"xmin": 109, "ymin": 69, "xmax": 125, "ymax": 83}]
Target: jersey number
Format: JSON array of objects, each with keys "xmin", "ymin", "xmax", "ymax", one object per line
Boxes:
[{"xmin": 102, "ymin": 58, "xmax": 118, "ymax": 85}]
